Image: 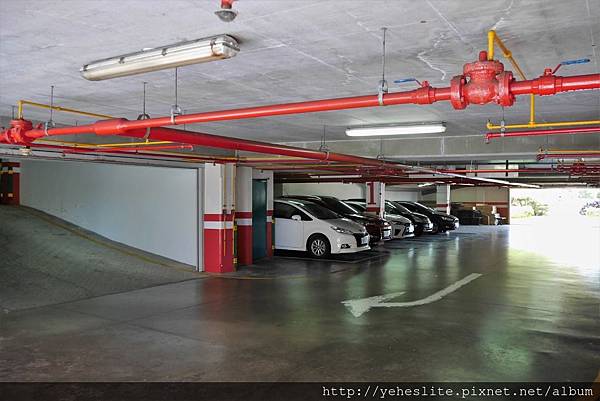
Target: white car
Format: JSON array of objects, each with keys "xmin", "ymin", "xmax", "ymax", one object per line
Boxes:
[
  {"xmin": 384, "ymin": 212, "xmax": 415, "ymax": 238},
  {"xmin": 274, "ymin": 199, "xmax": 370, "ymax": 258}
]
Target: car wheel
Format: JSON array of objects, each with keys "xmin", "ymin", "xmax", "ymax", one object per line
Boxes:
[{"xmin": 307, "ymin": 235, "xmax": 330, "ymax": 258}]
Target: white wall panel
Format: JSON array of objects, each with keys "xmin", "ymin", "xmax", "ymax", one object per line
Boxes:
[
  {"xmin": 21, "ymin": 160, "xmax": 199, "ymax": 266},
  {"xmin": 280, "ymin": 182, "xmax": 364, "ymax": 200}
]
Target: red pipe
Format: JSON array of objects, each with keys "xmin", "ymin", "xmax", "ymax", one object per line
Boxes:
[
  {"xmin": 440, "ymin": 168, "xmax": 555, "ymax": 174},
  {"xmin": 486, "ymin": 126, "xmax": 600, "ymax": 141},
  {"xmin": 19, "ymin": 125, "xmax": 404, "ymax": 170},
  {"xmin": 2, "ymin": 56, "xmax": 597, "ymax": 145}
]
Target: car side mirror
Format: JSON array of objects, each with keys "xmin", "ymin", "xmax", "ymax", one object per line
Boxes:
[{"xmin": 291, "ymin": 215, "xmax": 301, "ymax": 221}]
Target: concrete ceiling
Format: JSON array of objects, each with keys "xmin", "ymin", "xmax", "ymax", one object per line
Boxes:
[{"xmin": 0, "ymin": 0, "xmax": 598, "ymax": 161}]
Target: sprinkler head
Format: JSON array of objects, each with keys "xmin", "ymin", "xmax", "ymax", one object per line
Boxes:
[{"xmin": 215, "ymin": 8, "xmax": 238, "ymax": 22}]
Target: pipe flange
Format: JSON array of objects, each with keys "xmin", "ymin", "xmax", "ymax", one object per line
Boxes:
[
  {"xmin": 497, "ymin": 71, "xmax": 515, "ymax": 107},
  {"xmin": 536, "ymin": 74, "xmax": 558, "ymax": 96},
  {"xmin": 450, "ymin": 75, "xmax": 467, "ymax": 109},
  {"xmin": 414, "ymin": 86, "xmax": 435, "ymax": 104}
]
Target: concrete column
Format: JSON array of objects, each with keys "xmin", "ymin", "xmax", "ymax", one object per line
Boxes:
[
  {"xmin": 365, "ymin": 181, "xmax": 385, "ymax": 218},
  {"xmin": 203, "ymin": 163, "xmax": 236, "ymax": 273},
  {"xmin": 436, "ymin": 184, "xmax": 451, "ymax": 214},
  {"xmin": 253, "ymin": 169, "xmax": 274, "ymax": 257},
  {"xmin": 235, "ymin": 166, "xmax": 253, "ymax": 266},
  {"xmin": 0, "ymin": 161, "xmax": 20, "ymax": 205}
]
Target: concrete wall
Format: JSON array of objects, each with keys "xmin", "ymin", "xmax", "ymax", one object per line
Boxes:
[
  {"xmin": 451, "ymin": 187, "xmax": 509, "ymax": 205},
  {"xmin": 21, "ymin": 160, "xmax": 200, "ymax": 266},
  {"xmin": 278, "ymin": 182, "xmax": 364, "ymax": 200},
  {"xmin": 385, "ymin": 188, "xmax": 420, "ymax": 202}
]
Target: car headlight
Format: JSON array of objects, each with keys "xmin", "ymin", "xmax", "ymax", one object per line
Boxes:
[{"xmin": 331, "ymin": 226, "xmax": 352, "ymax": 234}]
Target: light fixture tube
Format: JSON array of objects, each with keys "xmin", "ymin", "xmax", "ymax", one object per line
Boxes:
[
  {"xmin": 81, "ymin": 35, "xmax": 239, "ymax": 81},
  {"xmin": 346, "ymin": 123, "xmax": 446, "ymax": 137},
  {"xmin": 308, "ymin": 174, "xmax": 361, "ymax": 179}
]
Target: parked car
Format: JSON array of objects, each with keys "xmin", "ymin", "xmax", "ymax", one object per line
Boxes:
[
  {"xmin": 395, "ymin": 201, "xmax": 459, "ymax": 233},
  {"xmin": 452, "ymin": 208, "xmax": 483, "ymax": 225},
  {"xmin": 279, "ymin": 195, "xmax": 391, "ymax": 244},
  {"xmin": 273, "ymin": 199, "xmax": 370, "ymax": 258},
  {"xmin": 386, "ymin": 201, "xmax": 435, "ymax": 236},
  {"xmin": 344, "ymin": 200, "xmax": 415, "ymax": 239}
]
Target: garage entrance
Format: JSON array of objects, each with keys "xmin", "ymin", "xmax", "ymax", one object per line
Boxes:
[
  {"xmin": 252, "ymin": 179, "xmax": 267, "ymax": 260},
  {"xmin": 510, "ymin": 187, "xmax": 600, "ymax": 224}
]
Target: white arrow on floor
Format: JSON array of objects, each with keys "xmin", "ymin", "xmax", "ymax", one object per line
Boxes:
[{"xmin": 341, "ymin": 273, "xmax": 483, "ymax": 317}]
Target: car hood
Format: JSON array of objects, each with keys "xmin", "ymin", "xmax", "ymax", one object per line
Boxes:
[
  {"xmin": 434, "ymin": 211, "xmax": 459, "ymax": 220},
  {"xmin": 412, "ymin": 212, "xmax": 431, "ymax": 223},
  {"xmin": 383, "ymin": 213, "xmax": 411, "ymax": 224},
  {"xmin": 346, "ymin": 213, "xmax": 386, "ymax": 225},
  {"xmin": 329, "ymin": 218, "xmax": 367, "ymax": 234}
]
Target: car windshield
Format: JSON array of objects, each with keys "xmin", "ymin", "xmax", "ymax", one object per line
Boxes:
[
  {"xmin": 385, "ymin": 202, "xmax": 403, "ymax": 214},
  {"xmin": 290, "ymin": 201, "xmax": 339, "ymax": 220},
  {"xmin": 411, "ymin": 202, "xmax": 435, "ymax": 213},
  {"xmin": 349, "ymin": 202, "xmax": 366, "ymax": 212},
  {"xmin": 323, "ymin": 198, "xmax": 360, "ymax": 215},
  {"xmin": 390, "ymin": 202, "xmax": 411, "ymax": 214}
]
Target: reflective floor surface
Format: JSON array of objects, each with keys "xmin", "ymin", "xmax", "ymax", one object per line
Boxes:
[{"xmin": 1, "ymin": 207, "xmax": 598, "ymax": 382}]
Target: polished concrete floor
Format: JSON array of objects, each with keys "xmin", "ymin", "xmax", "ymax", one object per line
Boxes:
[{"xmin": 1, "ymin": 207, "xmax": 598, "ymax": 382}]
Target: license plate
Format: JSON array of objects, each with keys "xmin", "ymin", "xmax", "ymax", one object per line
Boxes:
[{"xmin": 361, "ymin": 236, "xmax": 368, "ymax": 245}]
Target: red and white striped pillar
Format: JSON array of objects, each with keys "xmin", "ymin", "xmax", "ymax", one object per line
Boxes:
[
  {"xmin": 436, "ymin": 184, "xmax": 451, "ymax": 214},
  {"xmin": 235, "ymin": 166, "xmax": 253, "ymax": 266},
  {"xmin": 365, "ymin": 181, "xmax": 385, "ymax": 218},
  {"xmin": 0, "ymin": 161, "xmax": 20, "ymax": 205},
  {"xmin": 253, "ymin": 170, "xmax": 274, "ymax": 257},
  {"xmin": 203, "ymin": 163, "xmax": 236, "ymax": 273}
]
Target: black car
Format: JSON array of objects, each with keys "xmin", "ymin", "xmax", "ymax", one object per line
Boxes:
[
  {"xmin": 451, "ymin": 208, "xmax": 483, "ymax": 225},
  {"xmin": 346, "ymin": 199, "xmax": 434, "ymax": 236},
  {"xmin": 386, "ymin": 201, "xmax": 435, "ymax": 235},
  {"xmin": 279, "ymin": 195, "xmax": 392, "ymax": 244},
  {"xmin": 395, "ymin": 201, "xmax": 459, "ymax": 233}
]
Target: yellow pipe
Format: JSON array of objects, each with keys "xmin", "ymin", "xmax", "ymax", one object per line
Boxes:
[
  {"xmin": 487, "ymin": 30, "xmax": 535, "ymax": 124},
  {"xmin": 529, "ymin": 95, "xmax": 535, "ymax": 125},
  {"xmin": 544, "ymin": 149, "xmax": 600, "ymax": 154},
  {"xmin": 17, "ymin": 100, "xmax": 115, "ymax": 120},
  {"xmin": 18, "ymin": 99, "xmax": 176, "ymax": 147},
  {"xmin": 95, "ymin": 141, "xmax": 173, "ymax": 147},
  {"xmin": 487, "ymin": 31, "xmax": 495, "ymax": 60},
  {"xmin": 487, "ymin": 119, "xmax": 600, "ymax": 130},
  {"xmin": 32, "ymin": 139, "xmax": 238, "ymax": 161}
]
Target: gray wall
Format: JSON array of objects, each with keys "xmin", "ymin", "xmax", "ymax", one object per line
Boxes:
[{"xmin": 21, "ymin": 160, "xmax": 200, "ymax": 266}]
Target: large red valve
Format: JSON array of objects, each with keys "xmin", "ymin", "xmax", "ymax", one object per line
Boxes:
[{"xmin": 450, "ymin": 51, "xmax": 515, "ymax": 109}]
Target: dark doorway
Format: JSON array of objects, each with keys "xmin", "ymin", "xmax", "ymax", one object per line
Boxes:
[{"xmin": 252, "ymin": 180, "xmax": 267, "ymax": 260}]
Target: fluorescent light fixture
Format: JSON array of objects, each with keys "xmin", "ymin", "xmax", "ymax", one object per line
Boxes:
[
  {"xmin": 418, "ymin": 181, "xmax": 445, "ymax": 187},
  {"xmin": 309, "ymin": 174, "xmax": 361, "ymax": 179},
  {"xmin": 81, "ymin": 35, "xmax": 239, "ymax": 81},
  {"xmin": 346, "ymin": 122, "xmax": 446, "ymax": 137}
]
